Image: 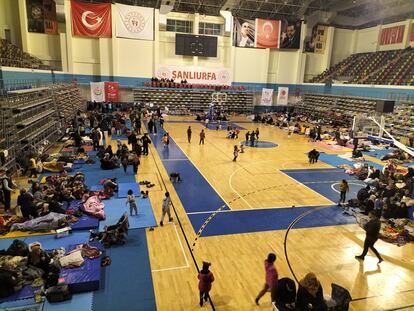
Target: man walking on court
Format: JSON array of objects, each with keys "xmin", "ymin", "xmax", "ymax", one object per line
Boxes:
[
  {"xmin": 159, "ymin": 192, "xmax": 173, "ymax": 226},
  {"xmin": 187, "ymin": 126, "xmax": 192, "ymax": 143},
  {"xmin": 355, "ymin": 210, "xmax": 383, "ymax": 263},
  {"xmin": 200, "ymin": 129, "xmax": 206, "ymax": 145}
]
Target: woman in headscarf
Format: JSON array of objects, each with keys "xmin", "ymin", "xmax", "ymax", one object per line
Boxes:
[{"xmin": 296, "ymin": 273, "xmax": 327, "ymax": 311}]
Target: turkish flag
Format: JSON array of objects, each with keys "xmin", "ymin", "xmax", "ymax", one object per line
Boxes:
[
  {"xmin": 71, "ymin": 0, "xmax": 111, "ymax": 37},
  {"xmin": 105, "ymin": 82, "xmax": 119, "ymax": 102},
  {"xmin": 255, "ymin": 19, "xmax": 280, "ymax": 48}
]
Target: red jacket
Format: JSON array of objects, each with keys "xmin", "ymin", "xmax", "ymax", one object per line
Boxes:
[{"xmin": 198, "ymin": 271, "xmax": 214, "ymax": 293}]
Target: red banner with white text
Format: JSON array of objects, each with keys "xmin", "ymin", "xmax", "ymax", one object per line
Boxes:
[
  {"xmin": 379, "ymin": 25, "xmax": 405, "ymax": 45},
  {"xmin": 71, "ymin": 0, "xmax": 111, "ymax": 37},
  {"xmin": 104, "ymin": 82, "xmax": 120, "ymax": 102},
  {"xmin": 410, "ymin": 24, "xmax": 414, "ymax": 42}
]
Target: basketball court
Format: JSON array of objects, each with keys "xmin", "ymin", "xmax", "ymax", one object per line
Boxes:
[{"xmin": 138, "ymin": 116, "xmax": 414, "ymax": 310}]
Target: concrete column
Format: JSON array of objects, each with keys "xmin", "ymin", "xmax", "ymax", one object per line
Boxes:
[
  {"xmin": 64, "ymin": 0, "xmax": 74, "ymax": 73},
  {"xmin": 17, "ymin": 0, "xmax": 28, "ymax": 52},
  {"xmin": 193, "ymin": 13, "xmax": 199, "ymax": 67},
  {"xmin": 111, "ymin": 3, "xmax": 118, "ymax": 77},
  {"xmin": 153, "ymin": 9, "xmax": 160, "ymax": 75}
]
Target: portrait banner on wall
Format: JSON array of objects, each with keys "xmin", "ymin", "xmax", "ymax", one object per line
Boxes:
[
  {"xmin": 71, "ymin": 0, "xmax": 112, "ymax": 37},
  {"xmin": 155, "ymin": 65, "xmax": 232, "ymax": 85},
  {"xmin": 116, "ymin": 4, "xmax": 154, "ymax": 40},
  {"xmin": 255, "ymin": 19, "xmax": 280, "ymax": 48},
  {"xmin": 90, "ymin": 82, "xmax": 105, "ymax": 102},
  {"xmin": 280, "ymin": 20, "xmax": 302, "ymax": 49},
  {"xmin": 305, "ymin": 24, "xmax": 328, "ymax": 53},
  {"xmin": 277, "ymin": 87, "xmax": 289, "ymax": 105},
  {"xmin": 260, "ymin": 88, "xmax": 274, "ymax": 106},
  {"xmin": 104, "ymin": 82, "xmax": 120, "ymax": 102},
  {"xmin": 411, "ymin": 24, "xmax": 414, "ymax": 42},
  {"xmin": 232, "ymin": 17, "xmax": 255, "ymax": 48},
  {"xmin": 26, "ymin": 0, "xmax": 57, "ymax": 34},
  {"xmin": 43, "ymin": 0, "xmax": 58, "ymax": 34}
]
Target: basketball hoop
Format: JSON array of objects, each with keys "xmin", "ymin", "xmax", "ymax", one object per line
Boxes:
[{"xmin": 212, "ymin": 92, "xmax": 227, "ymax": 105}]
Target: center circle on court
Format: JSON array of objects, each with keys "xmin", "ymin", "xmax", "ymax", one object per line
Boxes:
[{"xmin": 240, "ymin": 140, "xmax": 278, "ymax": 148}]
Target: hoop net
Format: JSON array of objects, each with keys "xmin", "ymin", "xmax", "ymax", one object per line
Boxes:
[
  {"xmin": 352, "ymin": 113, "xmax": 382, "ymax": 138},
  {"xmin": 353, "ymin": 113, "xmax": 414, "ymax": 157}
]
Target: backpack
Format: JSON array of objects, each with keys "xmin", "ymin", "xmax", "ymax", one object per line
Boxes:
[
  {"xmin": 6, "ymin": 239, "xmax": 29, "ymax": 257},
  {"xmin": 331, "ymin": 283, "xmax": 352, "ymax": 311}
]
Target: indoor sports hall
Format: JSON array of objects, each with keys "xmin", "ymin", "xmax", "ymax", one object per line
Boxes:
[{"xmin": 0, "ymin": 0, "xmax": 414, "ymax": 310}]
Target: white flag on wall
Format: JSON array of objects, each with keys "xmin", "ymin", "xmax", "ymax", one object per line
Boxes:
[
  {"xmin": 260, "ymin": 88, "xmax": 274, "ymax": 106},
  {"xmin": 277, "ymin": 87, "xmax": 289, "ymax": 105},
  {"xmin": 116, "ymin": 3, "xmax": 154, "ymax": 40},
  {"xmin": 90, "ymin": 82, "xmax": 105, "ymax": 102}
]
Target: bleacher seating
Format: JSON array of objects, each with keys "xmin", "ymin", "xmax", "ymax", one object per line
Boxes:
[
  {"xmin": 0, "ymin": 39, "xmax": 50, "ymax": 70},
  {"xmin": 292, "ymin": 93, "xmax": 377, "ymax": 126},
  {"xmin": 143, "ymin": 81, "xmax": 247, "ymax": 91},
  {"xmin": 310, "ymin": 48, "xmax": 414, "ymax": 86}
]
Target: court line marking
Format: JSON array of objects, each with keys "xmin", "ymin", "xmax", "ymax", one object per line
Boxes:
[
  {"xmin": 279, "ymin": 170, "xmax": 335, "ymax": 205},
  {"xmin": 151, "ymin": 223, "xmax": 190, "ymax": 272},
  {"xmin": 229, "ymin": 159, "xmax": 337, "ymax": 209},
  {"xmin": 330, "ymin": 182, "xmax": 366, "ymax": 194},
  {"xmin": 165, "ymin": 128, "xmax": 232, "ymax": 210},
  {"xmin": 161, "ymin": 158, "xmax": 189, "ymax": 161},
  {"xmin": 186, "ymin": 203, "xmax": 334, "ymax": 215}
]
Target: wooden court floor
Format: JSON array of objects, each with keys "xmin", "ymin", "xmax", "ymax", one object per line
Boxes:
[{"xmin": 131, "ymin": 116, "xmax": 414, "ymax": 311}]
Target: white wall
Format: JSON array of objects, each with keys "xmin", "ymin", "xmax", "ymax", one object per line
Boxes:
[
  {"xmin": 355, "ymin": 26, "xmax": 379, "ymax": 53},
  {"xmin": 0, "ymin": 0, "xmax": 22, "ymax": 47},
  {"xmin": 233, "ymin": 47, "xmax": 269, "ymax": 83},
  {"xmin": 331, "ymin": 28, "xmax": 355, "ymax": 65}
]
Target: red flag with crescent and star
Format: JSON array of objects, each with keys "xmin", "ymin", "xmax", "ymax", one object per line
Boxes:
[{"xmin": 71, "ymin": 0, "xmax": 111, "ymax": 37}]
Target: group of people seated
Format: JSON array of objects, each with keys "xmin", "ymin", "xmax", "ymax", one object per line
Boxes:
[
  {"xmin": 17, "ymin": 173, "xmax": 87, "ymax": 219},
  {"xmin": 347, "ymin": 164, "xmax": 413, "ymax": 220},
  {"xmin": 271, "ymin": 272, "xmax": 349, "ymax": 311}
]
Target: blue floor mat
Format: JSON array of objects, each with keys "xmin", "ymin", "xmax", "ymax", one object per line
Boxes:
[
  {"xmin": 90, "ymin": 185, "xmax": 103, "ymax": 191},
  {"xmin": 188, "ymin": 205, "xmax": 356, "ymax": 237},
  {"xmin": 117, "ymin": 182, "xmax": 140, "ymax": 198},
  {"xmin": 24, "ymin": 231, "xmax": 91, "ymax": 249},
  {"xmin": 43, "ymin": 292, "xmax": 93, "ymax": 311},
  {"xmin": 318, "ymin": 153, "xmax": 383, "ymax": 169},
  {"xmin": 99, "ymin": 198, "xmax": 156, "ymax": 230},
  {"xmin": 111, "ymin": 134, "xmax": 128, "ymax": 140},
  {"xmin": 92, "ymin": 229, "xmax": 156, "ymax": 311}
]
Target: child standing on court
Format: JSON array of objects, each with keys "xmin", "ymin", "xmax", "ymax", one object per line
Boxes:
[
  {"xmin": 339, "ymin": 179, "xmax": 349, "ymax": 206},
  {"xmin": 126, "ymin": 189, "xmax": 138, "ymax": 216},
  {"xmin": 198, "ymin": 261, "xmax": 214, "ymax": 307}
]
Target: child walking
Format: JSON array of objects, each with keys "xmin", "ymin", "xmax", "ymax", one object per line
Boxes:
[
  {"xmin": 159, "ymin": 192, "xmax": 173, "ymax": 226},
  {"xmin": 233, "ymin": 145, "xmax": 239, "ymax": 162},
  {"xmin": 255, "ymin": 253, "xmax": 278, "ymax": 305},
  {"xmin": 198, "ymin": 261, "xmax": 214, "ymax": 307},
  {"xmin": 126, "ymin": 189, "xmax": 138, "ymax": 216}
]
